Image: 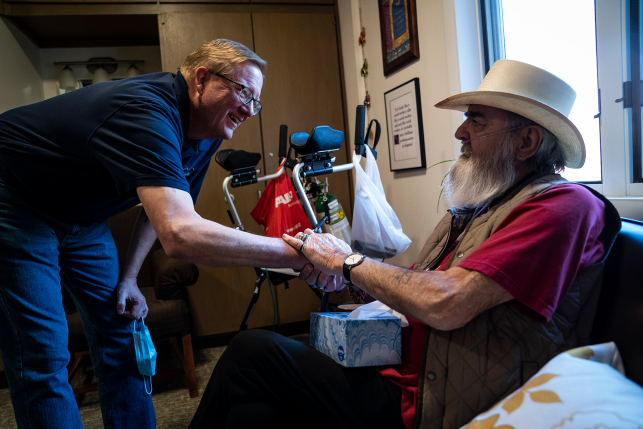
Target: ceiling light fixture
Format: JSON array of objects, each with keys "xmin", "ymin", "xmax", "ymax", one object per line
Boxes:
[
  {"xmin": 58, "ymin": 65, "xmax": 78, "ymax": 92},
  {"xmin": 126, "ymin": 64, "xmax": 141, "ymax": 79},
  {"xmin": 54, "ymin": 58, "xmax": 145, "ymax": 86}
]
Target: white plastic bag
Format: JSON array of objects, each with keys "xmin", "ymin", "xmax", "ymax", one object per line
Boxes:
[{"xmin": 350, "ymin": 147, "xmax": 411, "ymax": 259}]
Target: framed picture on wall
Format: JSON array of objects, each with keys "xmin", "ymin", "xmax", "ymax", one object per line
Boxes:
[
  {"xmin": 378, "ymin": 0, "xmax": 420, "ymax": 76},
  {"xmin": 384, "ymin": 78, "xmax": 426, "ymax": 171}
]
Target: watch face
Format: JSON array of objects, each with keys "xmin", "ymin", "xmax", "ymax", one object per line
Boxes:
[{"xmin": 346, "ymin": 254, "xmax": 362, "ymax": 265}]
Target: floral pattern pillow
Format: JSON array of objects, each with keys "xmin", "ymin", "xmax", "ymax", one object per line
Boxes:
[{"xmin": 461, "ymin": 342, "xmax": 643, "ymax": 429}]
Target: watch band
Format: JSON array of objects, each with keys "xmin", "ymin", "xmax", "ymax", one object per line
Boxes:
[{"xmin": 343, "ymin": 264, "xmax": 352, "ymax": 283}]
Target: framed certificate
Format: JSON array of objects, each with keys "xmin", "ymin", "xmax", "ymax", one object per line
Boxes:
[
  {"xmin": 378, "ymin": 0, "xmax": 420, "ymax": 76},
  {"xmin": 384, "ymin": 78, "xmax": 426, "ymax": 171}
]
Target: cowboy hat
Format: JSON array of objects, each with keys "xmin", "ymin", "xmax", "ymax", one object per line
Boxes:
[{"xmin": 435, "ymin": 59, "xmax": 585, "ymax": 168}]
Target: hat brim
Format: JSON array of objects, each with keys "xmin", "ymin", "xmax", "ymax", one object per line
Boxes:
[{"xmin": 435, "ymin": 91, "xmax": 586, "ymax": 169}]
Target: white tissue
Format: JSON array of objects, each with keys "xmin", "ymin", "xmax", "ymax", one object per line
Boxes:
[{"xmin": 346, "ymin": 301, "xmax": 409, "ymax": 327}]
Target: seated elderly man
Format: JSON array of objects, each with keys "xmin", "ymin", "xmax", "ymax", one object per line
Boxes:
[{"xmin": 189, "ymin": 60, "xmax": 621, "ymax": 429}]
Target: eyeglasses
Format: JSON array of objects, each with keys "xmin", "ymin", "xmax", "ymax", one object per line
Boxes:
[{"xmin": 214, "ymin": 72, "xmax": 262, "ymax": 116}]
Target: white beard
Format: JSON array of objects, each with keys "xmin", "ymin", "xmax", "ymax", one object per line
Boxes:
[{"xmin": 442, "ymin": 135, "xmax": 518, "ymax": 209}]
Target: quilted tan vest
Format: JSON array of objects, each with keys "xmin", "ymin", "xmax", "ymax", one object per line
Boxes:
[{"xmin": 411, "ymin": 174, "xmax": 621, "ymax": 429}]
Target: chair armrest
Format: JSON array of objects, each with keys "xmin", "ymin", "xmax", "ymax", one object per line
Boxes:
[{"xmin": 150, "ymin": 248, "xmax": 199, "ymax": 301}]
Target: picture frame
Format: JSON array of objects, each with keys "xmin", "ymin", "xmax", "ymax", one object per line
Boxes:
[
  {"xmin": 384, "ymin": 78, "xmax": 426, "ymax": 171},
  {"xmin": 378, "ymin": 0, "xmax": 420, "ymax": 76}
]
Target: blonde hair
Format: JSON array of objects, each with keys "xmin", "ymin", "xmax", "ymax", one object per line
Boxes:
[{"xmin": 179, "ymin": 39, "xmax": 267, "ymax": 81}]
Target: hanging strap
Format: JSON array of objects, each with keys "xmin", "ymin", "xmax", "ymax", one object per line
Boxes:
[
  {"xmin": 363, "ymin": 119, "xmax": 381, "ymax": 160},
  {"xmin": 133, "ymin": 317, "xmax": 146, "ymax": 333},
  {"xmin": 144, "ymin": 375, "xmax": 153, "ymax": 395}
]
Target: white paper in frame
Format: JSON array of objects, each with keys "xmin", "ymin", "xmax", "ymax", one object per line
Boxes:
[{"xmin": 384, "ymin": 78, "xmax": 426, "ymax": 171}]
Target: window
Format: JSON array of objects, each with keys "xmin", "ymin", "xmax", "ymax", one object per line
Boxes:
[
  {"xmin": 481, "ymin": 0, "xmax": 601, "ymax": 183},
  {"xmin": 595, "ymin": 0, "xmax": 643, "ymax": 197},
  {"xmin": 451, "ymin": 0, "xmax": 643, "ymax": 202}
]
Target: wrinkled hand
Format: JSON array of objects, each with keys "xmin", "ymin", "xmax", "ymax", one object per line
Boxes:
[
  {"xmin": 116, "ymin": 277, "xmax": 148, "ymax": 320},
  {"xmin": 296, "ymin": 263, "xmax": 347, "ymax": 292},
  {"xmin": 283, "ymin": 228, "xmax": 352, "ymax": 291}
]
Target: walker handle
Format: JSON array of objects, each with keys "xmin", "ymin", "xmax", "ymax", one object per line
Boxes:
[{"xmin": 279, "ymin": 124, "xmax": 288, "ymax": 161}]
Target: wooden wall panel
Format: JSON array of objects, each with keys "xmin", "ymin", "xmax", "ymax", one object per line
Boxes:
[
  {"xmin": 158, "ymin": 12, "xmax": 275, "ymax": 336},
  {"xmin": 252, "ymin": 12, "xmax": 351, "ymax": 324}
]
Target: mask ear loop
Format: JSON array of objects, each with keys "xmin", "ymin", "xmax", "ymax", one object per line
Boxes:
[{"xmin": 144, "ymin": 375, "xmax": 153, "ymax": 395}]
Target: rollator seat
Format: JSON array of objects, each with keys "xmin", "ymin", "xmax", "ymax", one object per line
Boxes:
[
  {"xmin": 290, "ymin": 126, "xmax": 344, "ymax": 156},
  {"xmin": 215, "ymin": 149, "xmax": 262, "ymax": 172}
]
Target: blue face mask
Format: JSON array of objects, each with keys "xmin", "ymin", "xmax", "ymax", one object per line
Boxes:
[{"xmin": 133, "ymin": 318, "xmax": 157, "ymax": 395}]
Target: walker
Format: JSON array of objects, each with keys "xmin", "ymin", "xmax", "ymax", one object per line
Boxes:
[{"xmin": 216, "ymin": 106, "xmax": 379, "ymax": 331}]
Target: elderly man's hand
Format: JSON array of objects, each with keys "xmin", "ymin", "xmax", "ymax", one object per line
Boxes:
[
  {"xmin": 283, "ymin": 228, "xmax": 352, "ymax": 290},
  {"xmin": 296, "ymin": 263, "xmax": 348, "ymax": 292}
]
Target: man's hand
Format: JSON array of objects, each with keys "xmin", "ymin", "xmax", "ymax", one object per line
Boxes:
[
  {"xmin": 116, "ymin": 277, "xmax": 149, "ymax": 320},
  {"xmin": 283, "ymin": 229, "xmax": 352, "ymax": 290},
  {"xmin": 297, "ymin": 263, "xmax": 347, "ymax": 292}
]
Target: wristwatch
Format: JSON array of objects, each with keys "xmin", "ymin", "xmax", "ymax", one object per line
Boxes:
[{"xmin": 343, "ymin": 252, "xmax": 365, "ymax": 284}]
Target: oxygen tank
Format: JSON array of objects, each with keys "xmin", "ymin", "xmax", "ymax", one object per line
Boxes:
[{"xmin": 314, "ymin": 180, "xmax": 352, "ymax": 245}]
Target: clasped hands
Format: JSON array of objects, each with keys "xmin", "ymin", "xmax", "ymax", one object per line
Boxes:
[{"xmin": 282, "ymin": 228, "xmax": 353, "ymax": 292}]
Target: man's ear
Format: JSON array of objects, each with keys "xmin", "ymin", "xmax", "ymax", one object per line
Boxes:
[
  {"xmin": 193, "ymin": 67, "xmax": 210, "ymax": 96},
  {"xmin": 516, "ymin": 125, "xmax": 543, "ymax": 161}
]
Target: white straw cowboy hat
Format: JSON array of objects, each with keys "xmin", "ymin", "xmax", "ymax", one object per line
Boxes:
[{"xmin": 435, "ymin": 59, "xmax": 585, "ymax": 168}]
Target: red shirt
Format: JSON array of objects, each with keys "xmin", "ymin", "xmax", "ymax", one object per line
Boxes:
[{"xmin": 378, "ymin": 184, "xmax": 607, "ymax": 429}]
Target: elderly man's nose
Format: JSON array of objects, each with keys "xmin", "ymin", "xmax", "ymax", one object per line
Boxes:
[{"xmin": 455, "ymin": 122, "xmax": 469, "ymax": 142}]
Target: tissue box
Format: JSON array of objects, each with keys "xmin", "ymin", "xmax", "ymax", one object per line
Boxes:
[{"xmin": 310, "ymin": 312, "xmax": 402, "ymax": 367}]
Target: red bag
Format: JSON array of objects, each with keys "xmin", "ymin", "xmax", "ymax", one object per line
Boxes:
[{"xmin": 250, "ymin": 161, "xmax": 312, "ymax": 237}]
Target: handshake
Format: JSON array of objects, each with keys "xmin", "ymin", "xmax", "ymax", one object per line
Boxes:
[{"xmin": 282, "ymin": 228, "xmax": 356, "ymax": 294}]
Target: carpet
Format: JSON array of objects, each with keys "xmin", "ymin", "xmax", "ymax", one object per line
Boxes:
[{"xmin": 0, "ymin": 333, "xmax": 310, "ymax": 428}]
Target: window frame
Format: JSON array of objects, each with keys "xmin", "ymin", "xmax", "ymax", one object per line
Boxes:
[
  {"xmin": 629, "ymin": 0, "xmax": 642, "ymax": 182},
  {"xmin": 478, "ymin": 0, "xmax": 506, "ymax": 74},
  {"xmin": 475, "ymin": 0, "xmax": 643, "ymax": 196}
]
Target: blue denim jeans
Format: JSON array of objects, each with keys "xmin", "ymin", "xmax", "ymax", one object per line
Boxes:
[{"xmin": 0, "ymin": 166, "xmax": 155, "ymax": 428}]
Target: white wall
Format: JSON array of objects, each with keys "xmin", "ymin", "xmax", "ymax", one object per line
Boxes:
[
  {"xmin": 338, "ymin": 0, "xmax": 465, "ymax": 268},
  {"xmin": 40, "ymin": 46, "xmax": 163, "ymax": 99},
  {"xmin": 0, "ymin": 17, "xmax": 44, "ymax": 113}
]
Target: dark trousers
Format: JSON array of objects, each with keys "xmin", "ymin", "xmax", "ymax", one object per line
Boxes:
[{"xmin": 190, "ymin": 330, "xmax": 406, "ymax": 429}]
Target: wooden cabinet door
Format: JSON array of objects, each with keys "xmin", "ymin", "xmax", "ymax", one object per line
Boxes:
[
  {"xmin": 158, "ymin": 11, "xmax": 351, "ymax": 336},
  {"xmin": 158, "ymin": 12, "xmax": 276, "ymax": 336},
  {"xmin": 252, "ymin": 12, "xmax": 351, "ymax": 324}
]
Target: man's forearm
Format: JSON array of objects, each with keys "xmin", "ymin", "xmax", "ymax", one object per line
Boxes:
[
  {"xmin": 346, "ymin": 259, "xmax": 512, "ymax": 331},
  {"xmin": 348, "ymin": 259, "xmax": 456, "ymax": 329},
  {"xmin": 166, "ymin": 216, "xmax": 307, "ymax": 270},
  {"xmin": 138, "ymin": 186, "xmax": 308, "ymax": 271},
  {"xmin": 121, "ymin": 207, "xmax": 159, "ymax": 281}
]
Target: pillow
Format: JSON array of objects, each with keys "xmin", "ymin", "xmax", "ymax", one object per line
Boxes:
[{"xmin": 461, "ymin": 342, "xmax": 643, "ymax": 429}]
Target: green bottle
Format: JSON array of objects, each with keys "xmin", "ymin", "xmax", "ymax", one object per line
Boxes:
[{"xmin": 314, "ymin": 182, "xmax": 351, "ymax": 245}]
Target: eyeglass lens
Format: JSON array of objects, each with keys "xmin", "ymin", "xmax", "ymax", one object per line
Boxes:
[{"xmin": 239, "ymin": 88, "xmax": 261, "ymax": 114}]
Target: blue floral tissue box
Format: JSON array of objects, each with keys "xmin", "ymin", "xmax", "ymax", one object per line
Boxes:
[{"xmin": 309, "ymin": 312, "xmax": 402, "ymax": 367}]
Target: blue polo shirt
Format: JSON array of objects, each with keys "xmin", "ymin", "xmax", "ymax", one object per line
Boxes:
[{"xmin": 0, "ymin": 71, "xmax": 221, "ymax": 223}]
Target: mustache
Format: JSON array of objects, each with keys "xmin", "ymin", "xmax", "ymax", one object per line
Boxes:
[{"xmin": 460, "ymin": 143, "xmax": 473, "ymax": 157}]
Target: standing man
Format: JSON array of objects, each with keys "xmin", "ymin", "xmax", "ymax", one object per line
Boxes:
[
  {"xmin": 0, "ymin": 39, "xmax": 327, "ymax": 428},
  {"xmin": 189, "ymin": 60, "xmax": 621, "ymax": 429}
]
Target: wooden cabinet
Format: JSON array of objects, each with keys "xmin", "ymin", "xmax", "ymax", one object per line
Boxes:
[
  {"xmin": 253, "ymin": 12, "xmax": 352, "ymax": 325},
  {"xmin": 0, "ymin": 2, "xmax": 348, "ymax": 338},
  {"xmin": 158, "ymin": 10, "xmax": 351, "ymax": 337}
]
